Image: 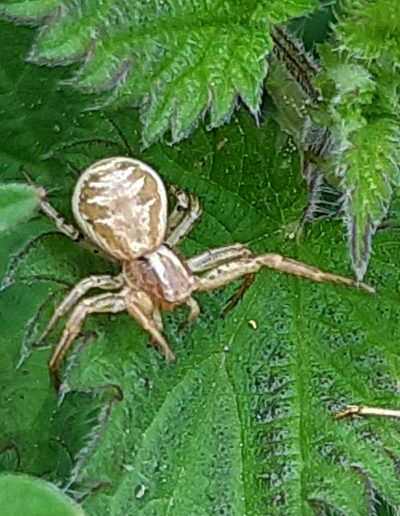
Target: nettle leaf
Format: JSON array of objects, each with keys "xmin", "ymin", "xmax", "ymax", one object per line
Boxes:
[
  {"xmin": 0, "ymin": 1, "xmax": 60, "ymax": 23},
  {"xmin": 314, "ymin": 46, "xmax": 374, "ymax": 105},
  {"xmin": 2, "ymin": 19, "xmax": 400, "ymax": 516},
  {"xmin": 263, "ymin": 26, "xmax": 341, "ymax": 229},
  {"xmin": 336, "ymin": 0, "xmax": 400, "ymax": 65},
  {"xmin": 4, "ymin": 107, "xmax": 400, "ymax": 515},
  {"xmin": 266, "ymin": 27, "xmax": 320, "ymax": 146},
  {"xmin": 262, "ymin": 6, "xmax": 400, "ymax": 283},
  {"xmin": 310, "ymin": 4, "xmax": 400, "ymax": 281},
  {"xmin": 0, "ymin": 0, "xmax": 318, "ymax": 145},
  {"xmin": 339, "ymin": 118, "xmax": 400, "ymax": 281},
  {"xmin": 0, "ymin": 20, "xmax": 102, "ymax": 177}
]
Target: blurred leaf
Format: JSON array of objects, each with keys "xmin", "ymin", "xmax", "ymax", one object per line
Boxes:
[
  {"xmin": 0, "ymin": 474, "xmax": 85, "ymax": 516},
  {"xmin": 288, "ymin": 0, "xmax": 339, "ymax": 49},
  {"xmin": 336, "ymin": 0, "xmax": 400, "ymax": 64},
  {"xmin": 0, "ymin": 183, "xmax": 40, "ymax": 233}
]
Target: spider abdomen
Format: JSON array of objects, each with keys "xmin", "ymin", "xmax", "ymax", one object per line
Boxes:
[
  {"xmin": 72, "ymin": 157, "xmax": 168, "ymax": 260},
  {"xmin": 123, "ymin": 245, "xmax": 195, "ymax": 309}
]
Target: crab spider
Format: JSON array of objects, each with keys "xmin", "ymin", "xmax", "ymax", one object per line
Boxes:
[{"xmin": 32, "ymin": 157, "xmax": 373, "ymax": 390}]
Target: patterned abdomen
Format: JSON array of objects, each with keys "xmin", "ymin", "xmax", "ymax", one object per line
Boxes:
[{"xmin": 72, "ymin": 157, "xmax": 168, "ymax": 260}]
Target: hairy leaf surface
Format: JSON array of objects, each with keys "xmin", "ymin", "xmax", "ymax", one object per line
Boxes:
[
  {"xmin": 339, "ymin": 119, "xmax": 400, "ymax": 281},
  {"xmin": 1, "ymin": 20, "xmax": 400, "ymax": 516},
  {"xmin": 0, "ymin": 0, "xmax": 317, "ymax": 145},
  {"xmin": 312, "ymin": 10, "xmax": 400, "ymax": 281},
  {"xmin": 336, "ymin": 0, "xmax": 400, "ymax": 65}
]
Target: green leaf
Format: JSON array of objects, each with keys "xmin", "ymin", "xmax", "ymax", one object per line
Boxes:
[
  {"xmin": 265, "ymin": 27, "xmax": 319, "ymax": 146},
  {"xmin": 2, "ymin": 110, "xmax": 400, "ymax": 515},
  {"xmin": 260, "ymin": 21, "xmax": 400, "ymax": 282},
  {"xmin": 0, "ymin": 0, "xmax": 60, "ymax": 22},
  {"xmin": 314, "ymin": 46, "xmax": 374, "ymax": 104},
  {"xmin": 0, "ymin": 20, "xmax": 100, "ymax": 175},
  {"xmin": 336, "ymin": 0, "xmax": 400, "ymax": 64},
  {"xmin": 0, "ymin": 474, "xmax": 85, "ymax": 516},
  {"xmin": 336, "ymin": 2, "xmax": 400, "ymax": 281},
  {"xmin": 2, "ymin": 19, "xmax": 400, "ymax": 516},
  {"xmin": 339, "ymin": 118, "xmax": 400, "ymax": 281},
  {"xmin": 0, "ymin": 0, "xmax": 318, "ymax": 145},
  {"xmin": 0, "ymin": 183, "xmax": 40, "ymax": 233},
  {"xmin": 309, "ymin": 14, "xmax": 400, "ymax": 280}
]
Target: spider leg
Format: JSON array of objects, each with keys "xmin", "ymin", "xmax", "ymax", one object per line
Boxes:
[
  {"xmin": 188, "ymin": 244, "xmax": 253, "ymax": 315},
  {"xmin": 166, "ymin": 185, "xmax": 202, "ymax": 246},
  {"xmin": 36, "ymin": 274, "xmax": 123, "ymax": 347},
  {"xmin": 152, "ymin": 308, "xmax": 164, "ymax": 332},
  {"xmin": 186, "ymin": 297, "xmax": 200, "ymax": 325},
  {"xmin": 48, "ymin": 292, "xmax": 126, "ymax": 391},
  {"xmin": 38, "ymin": 196, "xmax": 81, "ymax": 240},
  {"xmin": 180, "ymin": 296, "xmax": 201, "ymax": 329},
  {"xmin": 166, "ymin": 185, "xmax": 190, "ymax": 230},
  {"xmin": 187, "ymin": 243, "xmax": 251, "ymax": 273},
  {"xmin": 125, "ymin": 291, "xmax": 176, "ymax": 362},
  {"xmin": 23, "ymin": 171, "xmax": 115, "ymax": 263},
  {"xmin": 222, "ymin": 274, "xmax": 254, "ymax": 316},
  {"xmin": 22, "ymin": 171, "xmax": 81, "ymax": 241},
  {"xmin": 195, "ymin": 253, "xmax": 375, "ymax": 294}
]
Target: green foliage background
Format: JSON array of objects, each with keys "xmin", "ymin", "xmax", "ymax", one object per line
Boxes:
[
  {"xmin": 0, "ymin": 2, "xmax": 400, "ymax": 515},
  {"xmin": 0, "ymin": 473, "xmax": 85, "ymax": 516}
]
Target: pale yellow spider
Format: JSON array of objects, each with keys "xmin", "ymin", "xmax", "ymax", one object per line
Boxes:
[{"xmin": 33, "ymin": 157, "xmax": 373, "ymax": 390}]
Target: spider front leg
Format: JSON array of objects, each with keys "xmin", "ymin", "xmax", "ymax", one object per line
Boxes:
[
  {"xmin": 188, "ymin": 244, "xmax": 254, "ymax": 315},
  {"xmin": 36, "ymin": 274, "xmax": 123, "ymax": 347},
  {"xmin": 195, "ymin": 252, "xmax": 375, "ymax": 294},
  {"xmin": 145, "ymin": 306, "xmax": 181, "ymax": 354},
  {"xmin": 48, "ymin": 292, "xmax": 126, "ymax": 390},
  {"xmin": 152, "ymin": 308, "xmax": 164, "ymax": 332},
  {"xmin": 187, "ymin": 243, "xmax": 251, "ymax": 273},
  {"xmin": 125, "ymin": 290, "xmax": 176, "ymax": 362},
  {"xmin": 179, "ymin": 297, "xmax": 201, "ymax": 329},
  {"xmin": 166, "ymin": 185, "xmax": 202, "ymax": 246}
]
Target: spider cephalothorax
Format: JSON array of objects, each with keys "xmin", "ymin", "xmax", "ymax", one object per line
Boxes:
[{"xmin": 34, "ymin": 157, "xmax": 373, "ymax": 390}]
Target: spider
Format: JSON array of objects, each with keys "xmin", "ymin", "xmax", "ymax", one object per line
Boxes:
[{"xmin": 32, "ymin": 157, "xmax": 373, "ymax": 390}]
